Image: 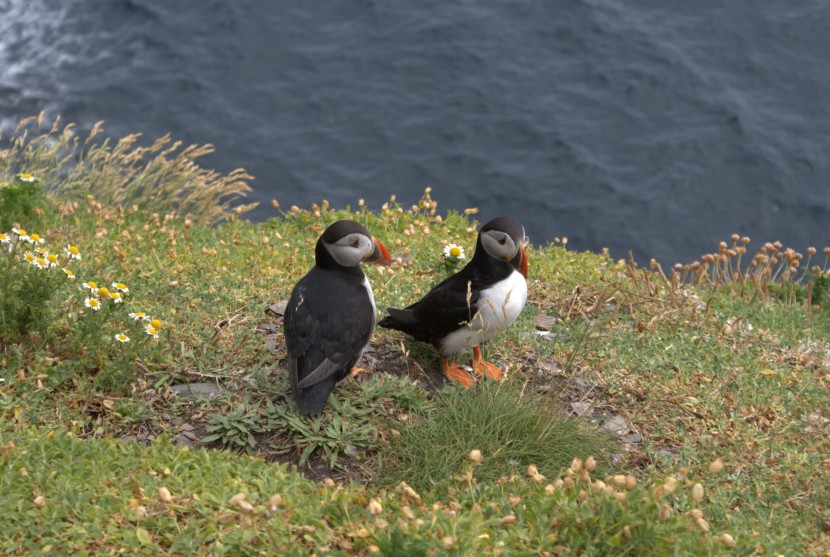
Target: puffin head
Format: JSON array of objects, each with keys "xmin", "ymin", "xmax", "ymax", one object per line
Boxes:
[
  {"xmin": 478, "ymin": 217, "xmax": 528, "ymax": 278},
  {"xmin": 319, "ymin": 220, "xmax": 392, "ymax": 268}
]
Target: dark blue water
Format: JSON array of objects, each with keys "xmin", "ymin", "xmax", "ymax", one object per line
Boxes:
[{"xmin": 1, "ymin": 0, "xmax": 829, "ymax": 265}]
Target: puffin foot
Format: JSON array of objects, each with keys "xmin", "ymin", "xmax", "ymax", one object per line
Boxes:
[
  {"xmin": 441, "ymin": 358, "xmax": 475, "ymax": 388},
  {"xmin": 349, "ymin": 366, "xmax": 366, "ymax": 378},
  {"xmin": 473, "ymin": 346, "xmax": 504, "ymax": 381}
]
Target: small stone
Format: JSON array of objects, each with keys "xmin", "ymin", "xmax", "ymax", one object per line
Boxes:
[
  {"xmin": 173, "ymin": 435, "xmax": 195, "ymax": 448},
  {"xmin": 534, "ymin": 315, "xmax": 560, "ymax": 331},
  {"xmin": 573, "ymin": 378, "xmax": 591, "ymax": 391},
  {"xmin": 625, "ymin": 433, "xmax": 644, "ymax": 444},
  {"xmin": 570, "ymin": 402, "xmax": 593, "ymax": 417},
  {"xmin": 171, "ymin": 383, "xmax": 223, "ymax": 399},
  {"xmin": 598, "ymin": 415, "xmax": 630, "ymax": 436},
  {"xmin": 265, "ymin": 300, "xmax": 288, "ymax": 317}
]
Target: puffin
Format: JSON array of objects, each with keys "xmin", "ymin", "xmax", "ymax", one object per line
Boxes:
[
  {"xmin": 284, "ymin": 220, "xmax": 391, "ymax": 415},
  {"xmin": 380, "ymin": 217, "xmax": 528, "ymax": 387}
]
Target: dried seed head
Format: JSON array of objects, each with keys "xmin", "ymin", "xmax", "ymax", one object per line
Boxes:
[
  {"xmin": 584, "ymin": 456, "xmax": 597, "ymax": 472},
  {"xmin": 592, "ymin": 480, "xmax": 607, "ymax": 493},
  {"xmin": 692, "ymin": 483, "xmax": 704, "ymax": 502},
  {"xmin": 501, "ymin": 514, "xmax": 517, "ymax": 526},
  {"xmin": 709, "ymin": 459, "xmax": 724, "ymax": 474},
  {"xmin": 721, "ymin": 533, "xmax": 736, "ymax": 547},
  {"xmin": 741, "ymin": 236, "xmax": 750, "ymax": 245},
  {"xmin": 808, "ymin": 247, "xmax": 817, "ymax": 255},
  {"xmin": 731, "ymin": 234, "xmax": 740, "ymax": 242},
  {"xmin": 612, "ymin": 475, "xmax": 627, "ymax": 488},
  {"xmin": 824, "ymin": 247, "xmax": 830, "ymax": 255},
  {"xmin": 545, "ymin": 484, "xmax": 556, "ymax": 495},
  {"xmin": 509, "ymin": 495, "xmax": 521, "ymax": 506},
  {"xmin": 238, "ymin": 500, "xmax": 254, "ymax": 514},
  {"xmin": 625, "ymin": 475, "xmax": 637, "ymax": 491},
  {"xmin": 441, "ymin": 537, "xmax": 455, "ymax": 548},
  {"xmin": 33, "ymin": 495, "xmax": 46, "ymax": 508},
  {"xmin": 157, "ymin": 487, "xmax": 173, "ymax": 503},
  {"xmin": 134, "ymin": 505, "xmax": 148, "ymax": 520},
  {"xmin": 689, "ymin": 508, "xmax": 704, "ymax": 519},
  {"xmin": 527, "ymin": 464, "xmax": 539, "ymax": 477},
  {"xmin": 570, "ymin": 457, "xmax": 583, "ymax": 473},
  {"xmin": 229, "ymin": 493, "xmax": 247, "ymax": 507},
  {"xmin": 658, "ymin": 503, "xmax": 672, "ymax": 520},
  {"xmin": 469, "ymin": 449, "xmax": 483, "ymax": 464},
  {"xmin": 322, "ymin": 478, "xmax": 336, "ymax": 488},
  {"xmin": 268, "ymin": 495, "xmax": 283, "ymax": 509},
  {"xmin": 368, "ymin": 499, "xmax": 383, "ymax": 515},
  {"xmin": 695, "ymin": 517, "xmax": 710, "ymax": 533}
]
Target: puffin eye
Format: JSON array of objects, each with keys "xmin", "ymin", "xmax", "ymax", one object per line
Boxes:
[
  {"xmin": 352, "ymin": 239, "xmax": 360, "ymax": 248},
  {"xmin": 498, "ymin": 237, "xmax": 506, "ymax": 245}
]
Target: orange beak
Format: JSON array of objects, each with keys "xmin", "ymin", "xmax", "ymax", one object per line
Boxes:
[
  {"xmin": 365, "ymin": 238, "xmax": 392, "ymax": 265},
  {"xmin": 519, "ymin": 245, "xmax": 528, "ymax": 278}
]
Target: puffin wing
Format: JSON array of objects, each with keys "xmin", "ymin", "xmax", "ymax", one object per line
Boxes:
[
  {"xmin": 285, "ymin": 278, "xmax": 374, "ymax": 392},
  {"xmin": 408, "ymin": 277, "xmax": 482, "ymax": 339}
]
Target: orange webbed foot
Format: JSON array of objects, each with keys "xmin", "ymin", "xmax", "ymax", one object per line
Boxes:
[
  {"xmin": 472, "ymin": 346, "xmax": 504, "ymax": 381},
  {"xmin": 349, "ymin": 366, "xmax": 366, "ymax": 378},
  {"xmin": 442, "ymin": 358, "xmax": 476, "ymax": 388}
]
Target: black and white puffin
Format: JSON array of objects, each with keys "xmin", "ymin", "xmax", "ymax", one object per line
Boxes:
[
  {"xmin": 284, "ymin": 220, "xmax": 391, "ymax": 415},
  {"xmin": 380, "ymin": 217, "xmax": 528, "ymax": 387}
]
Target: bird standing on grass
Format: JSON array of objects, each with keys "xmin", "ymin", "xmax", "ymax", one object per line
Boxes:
[
  {"xmin": 380, "ymin": 217, "xmax": 528, "ymax": 387},
  {"xmin": 284, "ymin": 220, "xmax": 391, "ymax": 415}
]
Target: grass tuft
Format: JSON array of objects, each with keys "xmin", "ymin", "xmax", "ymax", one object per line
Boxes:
[{"xmin": 380, "ymin": 379, "xmax": 611, "ymax": 494}]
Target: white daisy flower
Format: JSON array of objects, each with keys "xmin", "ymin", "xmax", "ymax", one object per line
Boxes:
[
  {"xmin": 64, "ymin": 245, "xmax": 81, "ymax": 260},
  {"xmin": 26, "ymin": 233, "xmax": 45, "ymax": 245},
  {"xmin": 111, "ymin": 282, "xmax": 129, "ymax": 294},
  {"xmin": 128, "ymin": 311, "xmax": 150, "ymax": 321},
  {"xmin": 34, "ymin": 256, "xmax": 48, "ymax": 270},
  {"xmin": 145, "ymin": 324, "xmax": 159, "ymax": 339},
  {"xmin": 17, "ymin": 173, "xmax": 36, "ymax": 183},
  {"xmin": 114, "ymin": 333, "xmax": 130, "ymax": 343},
  {"xmin": 34, "ymin": 247, "xmax": 49, "ymax": 256},
  {"xmin": 12, "ymin": 228, "xmax": 29, "ymax": 242},
  {"xmin": 110, "ymin": 292, "xmax": 123, "ymax": 304},
  {"xmin": 23, "ymin": 252, "xmax": 36, "ymax": 265},
  {"xmin": 63, "ymin": 268, "xmax": 76, "ymax": 280},
  {"xmin": 443, "ymin": 243, "xmax": 466, "ymax": 260},
  {"xmin": 82, "ymin": 281, "xmax": 98, "ymax": 292},
  {"xmin": 84, "ymin": 298, "xmax": 102, "ymax": 311},
  {"xmin": 0, "ymin": 233, "xmax": 10, "ymax": 245},
  {"xmin": 46, "ymin": 253, "xmax": 59, "ymax": 268}
]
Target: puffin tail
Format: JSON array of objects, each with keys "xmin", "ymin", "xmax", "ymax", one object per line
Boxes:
[{"xmin": 379, "ymin": 308, "xmax": 431, "ymax": 342}]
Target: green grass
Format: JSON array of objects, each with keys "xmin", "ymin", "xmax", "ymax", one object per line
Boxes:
[
  {"xmin": 380, "ymin": 379, "xmax": 612, "ymax": 495},
  {"xmin": 1, "ymin": 118, "xmax": 829, "ymax": 554}
]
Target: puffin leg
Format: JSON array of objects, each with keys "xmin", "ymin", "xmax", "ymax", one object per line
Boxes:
[
  {"xmin": 472, "ymin": 346, "xmax": 504, "ymax": 381},
  {"xmin": 349, "ymin": 367, "xmax": 366, "ymax": 378},
  {"xmin": 441, "ymin": 357, "xmax": 475, "ymax": 388}
]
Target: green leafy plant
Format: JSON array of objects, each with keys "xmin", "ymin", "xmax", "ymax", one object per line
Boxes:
[
  {"xmin": 202, "ymin": 403, "xmax": 272, "ymax": 453},
  {"xmin": 0, "ymin": 173, "xmax": 46, "ymax": 231}
]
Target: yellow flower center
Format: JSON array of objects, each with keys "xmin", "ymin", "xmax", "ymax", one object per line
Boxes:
[
  {"xmin": 30, "ymin": 234, "xmax": 40, "ymax": 241},
  {"xmin": 87, "ymin": 281, "xmax": 98, "ymax": 289},
  {"xmin": 47, "ymin": 254, "xmax": 58, "ymax": 263},
  {"xmin": 18, "ymin": 230, "xmax": 27, "ymax": 236},
  {"xmin": 97, "ymin": 287, "xmax": 110, "ymax": 298},
  {"xmin": 449, "ymin": 246, "xmax": 462, "ymax": 258},
  {"xmin": 150, "ymin": 319, "xmax": 162, "ymax": 331},
  {"xmin": 115, "ymin": 283, "xmax": 126, "ymax": 290},
  {"xmin": 69, "ymin": 246, "xmax": 79, "ymax": 255},
  {"xmin": 21, "ymin": 174, "xmax": 32, "ymax": 180},
  {"xmin": 89, "ymin": 300, "xmax": 100, "ymax": 307}
]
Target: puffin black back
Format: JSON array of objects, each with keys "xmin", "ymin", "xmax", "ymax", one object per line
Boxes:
[{"xmin": 283, "ymin": 220, "xmax": 391, "ymax": 415}]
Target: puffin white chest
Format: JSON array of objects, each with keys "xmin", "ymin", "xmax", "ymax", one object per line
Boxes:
[{"xmin": 439, "ymin": 271, "xmax": 527, "ymax": 356}]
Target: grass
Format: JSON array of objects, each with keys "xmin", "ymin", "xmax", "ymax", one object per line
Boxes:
[
  {"xmin": 380, "ymin": 379, "xmax": 612, "ymax": 495},
  {"xmin": 1, "ymin": 118, "xmax": 829, "ymax": 554}
]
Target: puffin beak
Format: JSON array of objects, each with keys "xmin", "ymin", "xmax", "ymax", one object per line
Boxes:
[
  {"xmin": 517, "ymin": 245, "xmax": 528, "ymax": 278},
  {"xmin": 364, "ymin": 238, "xmax": 392, "ymax": 265}
]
